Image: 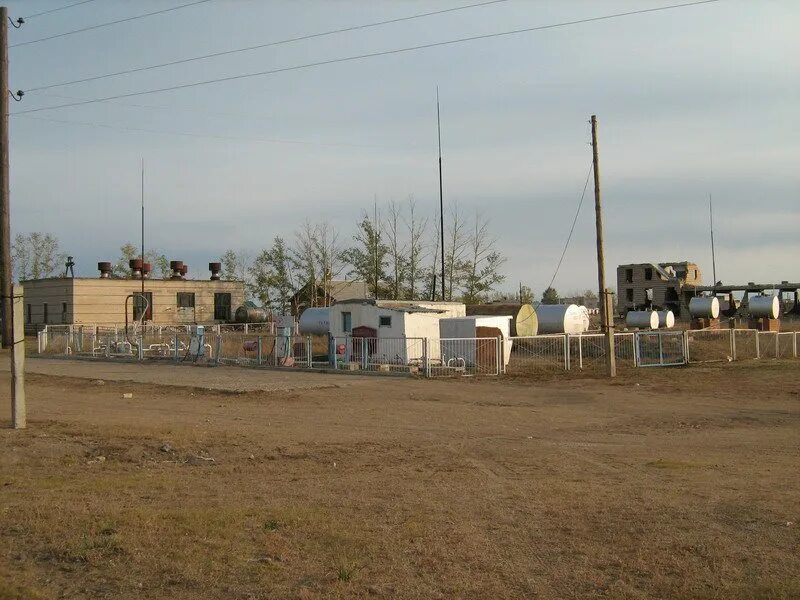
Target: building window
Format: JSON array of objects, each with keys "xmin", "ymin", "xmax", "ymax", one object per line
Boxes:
[
  {"xmin": 43, "ymin": 303, "xmax": 48, "ymax": 324},
  {"xmin": 342, "ymin": 311, "xmax": 352, "ymax": 333},
  {"xmin": 626, "ymin": 289, "xmax": 634, "ymax": 302},
  {"xmin": 177, "ymin": 292, "xmax": 195, "ymax": 308},
  {"xmin": 625, "ymin": 269, "xmax": 633, "ymax": 283},
  {"xmin": 644, "ymin": 268, "xmax": 653, "ymax": 281},
  {"xmin": 61, "ymin": 302, "xmax": 68, "ymax": 324},
  {"xmin": 379, "ymin": 315, "xmax": 392, "ymax": 328},
  {"xmin": 133, "ymin": 292, "xmax": 153, "ymax": 321},
  {"xmin": 214, "ymin": 293, "xmax": 231, "ymax": 321},
  {"xmin": 26, "ymin": 304, "xmax": 31, "ymax": 325}
]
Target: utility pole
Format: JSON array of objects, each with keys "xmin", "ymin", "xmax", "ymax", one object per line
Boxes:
[
  {"xmin": 591, "ymin": 115, "xmax": 616, "ymax": 377},
  {"xmin": 436, "ymin": 87, "xmax": 445, "ymax": 301},
  {"xmin": 709, "ymin": 193, "xmax": 717, "ymax": 285},
  {"xmin": 0, "ymin": 7, "xmax": 11, "ymax": 348}
]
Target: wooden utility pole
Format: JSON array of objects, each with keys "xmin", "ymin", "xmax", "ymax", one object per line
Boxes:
[
  {"xmin": 590, "ymin": 115, "xmax": 616, "ymax": 377},
  {"xmin": 0, "ymin": 7, "xmax": 11, "ymax": 348}
]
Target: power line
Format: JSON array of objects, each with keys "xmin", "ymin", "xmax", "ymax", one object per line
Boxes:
[
  {"xmin": 11, "ymin": 0, "xmax": 212, "ymax": 48},
  {"xmin": 15, "ymin": 113, "xmax": 405, "ymax": 150},
  {"xmin": 11, "ymin": 0, "xmax": 721, "ymax": 116},
  {"xmin": 547, "ymin": 161, "xmax": 593, "ymax": 292},
  {"xmin": 24, "ymin": 0, "xmax": 512, "ymax": 93},
  {"xmin": 23, "ymin": 0, "xmax": 99, "ymax": 20}
]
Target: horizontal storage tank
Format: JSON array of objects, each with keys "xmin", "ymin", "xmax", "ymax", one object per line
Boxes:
[
  {"xmin": 234, "ymin": 306, "xmax": 268, "ymax": 323},
  {"xmin": 656, "ymin": 310, "xmax": 675, "ymax": 329},
  {"xmin": 536, "ymin": 304, "xmax": 589, "ymax": 335},
  {"xmin": 465, "ymin": 303, "xmax": 538, "ymax": 336},
  {"xmin": 625, "ymin": 311, "xmax": 659, "ymax": 329},
  {"xmin": 689, "ymin": 296, "xmax": 720, "ymax": 319},
  {"xmin": 749, "ymin": 295, "xmax": 780, "ymax": 319},
  {"xmin": 299, "ymin": 307, "xmax": 330, "ymax": 335}
]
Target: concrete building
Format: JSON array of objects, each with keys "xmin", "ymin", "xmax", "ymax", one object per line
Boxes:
[
  {"xmin": 617, "ymin": 261, "xmax": 701, "ymax": 315},
  {"xmin": 22, "ymin": 272, "xmax": 245, "ymax": 330}
]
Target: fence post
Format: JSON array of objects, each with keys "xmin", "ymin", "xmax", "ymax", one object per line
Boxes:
[
  {"xmin": 658, "ymin": 331, "xmax": 664, "ymax": 364},
  {"xmin": 214, "ymin": 334, "xmax": 221, "ymax": 365},
  {"xmin": 138, "ymin": 336, "xmax": 144, "ymax": 360},
  {"xmin": 105, "ymin": 335, "xmax": 111, "ymax": 358},
  {"xmin": 794, "ymin": 332, "xmax": 798, "ymax": 359},
  {"xmin": 257, "ymin": 336, "xmax": 263, "ymax": 366},
  {"xmin": 307, "ymin": 335, "xmax": 313, "ymax": 369},
  {"xmin": 775, "ymin": 332, "xmax": 779, "ymax": 360},
  {"xmin": 361, "ymin": 336, "xmax": 367, "ymax": 370},
  {"xmin": 423, "ymin": 338, "xmax": 430, "ymax": 377},
  {"xmin": 730, "ymin": 328, "xmax": 736, "ymax": 361},
  {"xmin": 495, "ymin": 337, "xmax": 502, "ymax": 376},
  {"xmin": 564, "ymin": 334, "xmax": 570, "ymax": 371},
  {"xmin": 578, "ymin": 335, "xmax": 583, "ymax": 370},
  {"xmin": 683, "ymin": 330, "xmax": 690, "ymax": 363},
  {"xmin": 755, "ymin": 331, "xmax": 760, "ymax": 359}
]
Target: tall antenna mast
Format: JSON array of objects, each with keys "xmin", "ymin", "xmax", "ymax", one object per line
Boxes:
[
  {"xmin": 437, "ymin": 87, "xmax": 445, "ymax": 301},
  {"xmin": 709, "ymin": 193, "xmax": 717, "ymax": 285},
  {"xmin": 141, "ymin": 159, "xmax": 145, "ymax": 309},
  {"xmin": 373, "ymin": 195, "xmax": 379, "ymax": 300}
]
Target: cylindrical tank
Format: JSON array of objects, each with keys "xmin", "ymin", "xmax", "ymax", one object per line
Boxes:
[
  {"xmin": 656, "ymin": 310, "xmax": 675, "ymax": 329},
  {"xmin": 299, "ymin": 307, "xmax": 330, "ymax": 335},
  {"xmin": 689, "ymin": 296, "xmax": 720, "ymax": 319},
  {"xmin": 465, "ymin": 303, "xmax": 538, "ymax": 336},
  {"xmin": 626, "ymin": 311, "xmax": 659, "ymax": 329},
  {"xmin": 749, "ymin": 295, "xmax": 779, "ymax": 319},
  {"xmin": 234, "ymin": 306, "xmax": 268, "ymax": 323},
  {"xmin": 536, "ymin": 304, "xmax": 589, "ymax": 335}
]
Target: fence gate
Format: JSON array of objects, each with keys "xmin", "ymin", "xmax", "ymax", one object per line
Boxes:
[{"xmin": 635, "ymin": 331, "xmax": 687, "ymax": 367}]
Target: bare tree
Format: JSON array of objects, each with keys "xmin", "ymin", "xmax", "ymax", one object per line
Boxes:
[
  {"xmin": 293, "ymin": 221, "xmax": 320, "ymax": 307},
  {"xmin": 461, "ymin": 212, "xmax": 506, "ymax": 304},
  {"xmin": 340, "ymin": 210, "xmax": 389, "ymax": 300},
  {"xmin": 422, "ymin": 217, "xmax": 440, "ymax": 301},
  {"xmin": 12, "ymin": 232, "xmax": 65, "ymax": 281},
  {"xmin": 383, "ymin": 199, "xmax": 407, "ymax": 300},
  {"xmin": 113, "ymin": 242, "xmax": 169, "ymax": 279},
  {"xmin": 444, "ymin": 203, "xmax": 469, "ymax": 301},
  {"xmin": 312, "ymin": 221, "xmax": 343, "ymax": 307},
  {"xmin": 403, "ymin": 196, "xmax": 428, "ymax": 300}
]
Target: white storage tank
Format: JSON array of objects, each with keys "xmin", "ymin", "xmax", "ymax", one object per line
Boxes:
[
  {"xmin": 656, "ymin": 310, "xmax": 676, "ymax": 329},
  {"xmin": 689, "ymin": 296, "xmax": 720, "ymax": 319},
  {"xmin": 625, "ymin": 311, "xmax": 659, "ymax": 329},
  {"xmin": 298, "ymin": 307, "xmax": 330, "ymax": 335},
  {"xmin": 536, "ymin": 304, "xmax": 590, "ymax": 335},
  {"xmin": 749, "ymin": 295, "xmax": 780, "ymax": 319}
]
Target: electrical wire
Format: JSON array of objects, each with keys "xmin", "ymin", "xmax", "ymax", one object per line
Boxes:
[
  {"xmin": 11, "ymin": 0, "xmax": 212, "ymax": 48},
  {"xmin": 11, "ymin": 0, "xmax": 722, "ymax": 116},
  {"xmin": 15, "ymin": 113, "xmax": 406, "ymax": 149},
  {"xmin": 24, "ymin": 0, "xmax": 512, "ymax": 93},
  {"xmin": 547, "ymin": 161, "xmax": 594, "ymax": 292},
  {"xmin": 23, "ymin": 0, "xmax": 99, "ymax": 19}
]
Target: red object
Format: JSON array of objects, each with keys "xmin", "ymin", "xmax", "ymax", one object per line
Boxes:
[
  {"xmin": 242, "ymin": 340, "xmax": 258, "ymax": 352},
  {"xmin": 336, "ymin": 344, "xmax": 346, "ymax": 355}
]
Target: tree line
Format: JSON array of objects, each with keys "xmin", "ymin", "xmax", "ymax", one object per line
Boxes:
[{"xmin": 220, "ymin": 198, "xmax": 508, "ymax": 311}]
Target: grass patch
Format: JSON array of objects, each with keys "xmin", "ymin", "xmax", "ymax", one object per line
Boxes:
[{"xmin": 335, "ymin": 562, "xmax": 357, "ymax": 582}]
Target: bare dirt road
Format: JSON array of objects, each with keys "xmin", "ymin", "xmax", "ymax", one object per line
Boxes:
[{"xmin": 1, "ymin": 358, "xmax": 799, "ymax": 599}]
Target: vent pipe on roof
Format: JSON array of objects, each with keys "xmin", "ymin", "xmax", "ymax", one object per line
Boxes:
[
  {"xmin": 209, "ymin": 262, "xmax": 221, "ymax": 280},
  {"xmin": 169, "ymin": 260, "xmax": 184, "ymax": 280},
  {"xmin": 98, "ymin": 261, "xmax": 112, "ymax": 279},
  {"xmin": 129, "ymin": 259, "xmax": 143, "ymax": 279}
]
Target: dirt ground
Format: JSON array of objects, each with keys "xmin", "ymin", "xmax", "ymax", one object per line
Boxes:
[{"xmin": 1, "ymin": 358, "xmax": 799, "ymax": 599}]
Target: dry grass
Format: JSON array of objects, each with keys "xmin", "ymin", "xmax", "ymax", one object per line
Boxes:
[{"xmin": 1, "ymin": 362, "xmax": 799, "ymax": 599}]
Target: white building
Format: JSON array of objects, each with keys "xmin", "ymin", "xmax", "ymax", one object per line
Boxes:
[
  {"xmin": 329, "ymin": 299, "xmax": 466, "ymax": 365},
  {"xmin": 439, "ymin": 315, "xmax": 513, "ymax": 368}
]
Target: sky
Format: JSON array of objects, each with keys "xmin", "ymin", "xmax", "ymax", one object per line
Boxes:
[{"xmin": 6, "ymin": 0, "xmax": 800, "ymax": 297}]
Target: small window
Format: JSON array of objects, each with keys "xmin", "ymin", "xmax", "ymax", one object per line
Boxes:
[
  {"xmin": 626, "ymin": 289, "xmax": 634, "ymax": 302},
  {"xmin": 625, "ymin": 269, "xmax": 633, "ymax": 283},
  {"xmin": 62, "ymin": 302, "xmax": 68, "ymax": 324},
  {"xmin": 379, "ymin": 315, "xmax": 392, "ymax": 327},
  {"xmin": 26, "ymin": 304, "xmax": 31, "ymax": 324},
  {"xmin": 342, "ymin": 311, "xmax": 352, "ymax": 333},
  {"xmin": 644, "ymin": 268, "xmax": 653, "ymax": 281},
  {"xmin": 177, "ymin": 292, "xmax": 195, "ymax": 308},
  {"xmin": 43, "ymin": 303, "xmax": 48, "ymax": 324}
]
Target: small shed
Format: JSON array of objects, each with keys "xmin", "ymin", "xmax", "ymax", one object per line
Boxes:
[
  {"xmin": 439, "ymin": 315, "xmax": 513, "ymax": 367},
  {"xmin": 329, "ymin": 299, "xmax": 466, "ymax": 365}
]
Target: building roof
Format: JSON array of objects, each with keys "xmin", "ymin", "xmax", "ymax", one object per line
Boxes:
[
  {"xmin": 328, "ymin": 280, "xmax": 370, "ymax": 301},
  {"xmin": 333, "ymin": 298, "xmax": 457, "ymax": 314}
]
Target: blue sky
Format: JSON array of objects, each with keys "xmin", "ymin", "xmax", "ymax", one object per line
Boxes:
[{"xmin": 7, "ymin": 0, "xmax": 799, "ymax": 295}]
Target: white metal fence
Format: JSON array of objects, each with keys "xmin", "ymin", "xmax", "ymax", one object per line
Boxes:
[{"xmin": 35, "ymin": 328, "xmax": 800, "ymax": 377}]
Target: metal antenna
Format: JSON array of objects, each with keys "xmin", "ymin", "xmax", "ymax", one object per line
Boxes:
[
  {"xmin": 709, "ymin": 193, "xmax": 717, "ymax": 285},
  {"xmin": 141, "ymin": 159, "xmax": 145, "ymax": 317},
  {"xmin": 437, "ymin": 86, "xmax": 445, "ymax": 301}
]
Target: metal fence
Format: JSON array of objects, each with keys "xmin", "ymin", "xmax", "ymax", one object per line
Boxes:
[{"xmin": 35, "ymin": 327, "xmax": 800, "ymax": 377}]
